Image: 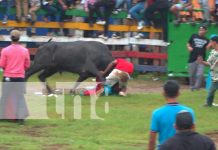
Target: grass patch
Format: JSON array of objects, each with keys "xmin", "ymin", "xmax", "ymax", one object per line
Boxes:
[{"xmin": 0, "ymin": 73, "xmax": 217, "ymax": 149}]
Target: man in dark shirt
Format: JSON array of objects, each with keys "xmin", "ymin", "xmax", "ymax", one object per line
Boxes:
[
  {"xmin": 159, "ymin": 111, "xmax": 216, "ymax": 150},
  {"xmin": 187, "ymin": 26, "xmax": 209, "ymax": 90}
]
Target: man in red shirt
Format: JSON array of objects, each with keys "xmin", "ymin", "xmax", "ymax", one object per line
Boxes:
[
  {"xmin": 0, "ymin": 29, "xmax": 30, "ymax": 124},
  {"xmin": 101, "ymin": 58, "xmax": 134, "ymax": 96}
]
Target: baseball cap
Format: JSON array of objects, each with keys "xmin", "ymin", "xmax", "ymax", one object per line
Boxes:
[
  {"xmin": 176, "ymin": 110, "xmax": 193, "ymax": 129},
  {"xmin": 10, "ymin": 29, "xmax": 21, "ymax": 39},
  {"xmin": 209, "ymin": 34, "xmax": 218, "ymax": 39},
  {"xmin": 211, "ymin": 35, "xmax": 218, "ymax": 43},
  {"xmin": 199, "ymin": 25, "xmax": 207, "ymax": 30}
]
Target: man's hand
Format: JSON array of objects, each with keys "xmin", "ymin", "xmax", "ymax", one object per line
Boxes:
[
  {"xmin": 188, "ymin": 46, "xmax": 193, "ymax": 52},
  {"xmin": 99, "ymin": 71, "xmax": 105, "ymax": 76},
  {"xmin": 197, "ymin": 56, "xmax": 203, "ymax": 63}
]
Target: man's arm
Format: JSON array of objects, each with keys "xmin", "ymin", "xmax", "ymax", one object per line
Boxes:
[
  {"xmin": 101, "ymin": 60, "xmax": 117, "ymax": 75},
  {"xmin": 187, "ymin": 43, "xmax": 193, "ymax": 52},
  {"xmin": 0, "ymin": 50, "xmax": 7, "ymax": 69},
  {"xmin": 148, "ymin": 131, "xmax": 157, "ymax": 150},
  {"xmin": 24, "ymin": 50, "xmax": 31, "ymax": 70},
  {"xmin": 58, "ymin": 0, "xmax": 68, "ymax": 9},
  {"xmin": 183, "ymin": 0, "xmax": 192, "ymax": 8},
  {"xmin": 198, "ymin": 56, "xmax": 210, "ymax": 66}
]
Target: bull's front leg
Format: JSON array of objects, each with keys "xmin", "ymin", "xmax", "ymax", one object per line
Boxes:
[{"xmin": 70, "ymin": 75, "xmax": 89, "ymax": 94}]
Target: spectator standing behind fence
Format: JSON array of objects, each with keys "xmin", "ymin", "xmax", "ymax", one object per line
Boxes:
[
  {"xmin": 84, "ymin": 0, "xmax": 97, "ymax": 27},
  {"xmin": 212, "ymin": 0, "xmax": 218, "ymax": 24},
  {"xmin": 41, "ymin": 0, "xmax": 59, "ymax": 36},
  {"xmin": 199, "ymin": 36, "xmax": 218, "ymax": 107},
  {"xmin": 129, "ymin": 0, "xmax": 146, "ymax": 30},
  {"xmin": 159, "ymin": 111, "xmax": 216, "ymax": 150},
  {"xmin": 26, "ymin": 0, "xmax": 41, "ymax": 36},
  {"xmin": 27, "ymin": 0, "xmax": 41, "ymax": 25},
  {"xmin": 148, "ymin": 80, "xmax": 195, "ymax": 150},
  {"xmin": 56, "ymin": 0, "xmax": 75, "ymax": 36},
  {"xmin": 0, "ymin": 0, "xmax": 12, "ymax": 24},
  {"xmin": 199, "ymin": 0, "xmax": 212, "ymax": 25},
  {"xmin": 0, "ymin": 30, "xmax": 30, "ymax": 124},
  {"xmin": 15, "ymin": 0, "xmax": 29, "ymax": 22},
  {"xmin": 113, "ymin": 0, "xmax": 132, "ymax": 19},
  {"xmin": 187, "ymin": 26, "xmax": 209, "ymax": 91},
  {"xmin": 170, "ymin": 0, "xmax": 193, "ymax": 25},
  {"xmin": 144, "ymin": 0, "xmax": 171, "ymax": 42},
  {"xmin": 93, "ymin": 0, "xmax": 116, "ymax": 40}
]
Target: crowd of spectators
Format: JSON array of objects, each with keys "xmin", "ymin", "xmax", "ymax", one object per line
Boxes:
[{"xmin": 0, "ymin": 0, "xmax": 218, "ymax": 41}]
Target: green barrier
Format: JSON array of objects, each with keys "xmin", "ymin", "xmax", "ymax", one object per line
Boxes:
[{"xmin": 168, "ymin": 23, "xmax": 217, "ymax": 77}]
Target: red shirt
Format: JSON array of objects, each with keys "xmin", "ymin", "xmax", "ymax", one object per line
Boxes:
[
  {"xmin": 0, "ymin": 44, "xmax": 30, "ymax": 78},
  {"xmin": 147, "ymin": 0, "xmax": 154, "ymax": 6},
  {"xmin": 115, "ymin": 58, "xmax": 134, "ymax": 75}
]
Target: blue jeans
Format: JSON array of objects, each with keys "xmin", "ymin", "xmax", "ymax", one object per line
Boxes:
[
  {"xmin": 115, "ymin": 0, "xmax": 132, "ymax": 11},
  {"xmin": 1, "ymin": 0, "xmax": 12, "ymax": 18},
  {"xmin": 206, "ymin": 81, "xmax": 218, "ymax": 106},
  {"xmin": 129, "ymin": 2, "xmax": 145, "ymax": 22}
]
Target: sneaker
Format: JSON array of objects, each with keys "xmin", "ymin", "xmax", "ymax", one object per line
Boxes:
[
  {"xmin": 96, "ymin": 20, "xmax": 106, "ymax": 25},
  {"xmin": 16, "ymin": 119, "xmax": 25, "ymax": 125},
  {"xmin": 112, "ymin": 10, "xmax": 119, "ymax": 15},
  {"xmin": 26, "ymin": 14, "xmax": 32, "ymax": 22},
  {"xmin": 202, "ymin": 103, "xmax": 212, "ymax": 107},
  {"xmin": 2, "ymin": 17, "xmax": 8, "ymax": 24},
  {"xmin": 212, "ymin": 103, "xmax": 218, "ymax": 107},
  {"xmin": 137, "ymin": 21, "xmax": 144, "ymax": 30},
  {"xmin": 15, "ymin": 16, "xmax": 21, "ymax": 23},
  {"xmin": 98, "ymin": 34, "xmax": 108, "ymax": 40},
  {"xmin": 112, "ymin": 33, "xmax": 121, "ymax": 39},
  {"xmin": 119, "ymin": 91, "xmax": 126, "ymax": 96},
  {"xmin": 30, "ymin": 20, "xmax": 36, "ymax": 25},
  {"xmin": 173, "ymin": 19, "xmax": 180, "ymax": 25},
  {"xmin": 126, "ymin": 14, "xmax": 132, "ymax": 19},
  {"xmin": 188, "ymin": 18, "xmax": 195, "ymax": 26},
  {"xmin": 134, "ymin": 33, "xmax": 144, "ymax": 39},
  {"xmin": 117, "ymin": 8, "xmax": 122, "ymax": 12}
]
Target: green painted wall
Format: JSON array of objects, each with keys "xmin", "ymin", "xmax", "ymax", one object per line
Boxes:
[{"xmin": 168, "ymin": 23, "xmax": 217, "ymax": 77}]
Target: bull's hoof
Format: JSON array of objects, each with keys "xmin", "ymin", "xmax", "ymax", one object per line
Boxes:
[{"xmin": 69, "ymin": 89, "xmax": 76, "ymax": 95}]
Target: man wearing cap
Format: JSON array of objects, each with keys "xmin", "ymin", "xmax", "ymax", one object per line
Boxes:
[
  {"xmin": 159, "ymin": 111, "xmax": 216, "ymax": 150},
  {"xmin": 148, "ymin": 80, "xmax": 195, "ymax": 150},
  {"xmin": 187, "ymin": 26, "xmax": 209, "ymax": 91},
  {"xmin": 199, "ymin": 35, "xmax": 218, "ymax": 107},
  {"xmin": 0, "ymin": 29, "xmax": 30, "ymax": 124}
]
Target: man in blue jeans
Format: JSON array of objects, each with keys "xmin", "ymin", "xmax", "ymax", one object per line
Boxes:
[{"xmin": 129, "ymin": 0, "xmax": 146, "ymax": 30}]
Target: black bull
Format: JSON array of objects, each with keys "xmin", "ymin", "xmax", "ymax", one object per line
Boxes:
[{"xmin": 25, "ymin": 41, "xmax": 114, "ymax": 94}]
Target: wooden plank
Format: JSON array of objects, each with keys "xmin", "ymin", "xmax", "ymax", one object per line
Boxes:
[
  {"xmin": 0, "ymin": 35, "xmax": 169, "ymax": 46},
  {"xmin": 134, "ymin": 64, "xmax": 167, "ymax": 72},
  {"xmin": 112, "ymin": 51, "xmax": 167, "ymax": 59},
  {"xmin": 0, "ymin": 21, "xmax": 162, "ymax": 32}
]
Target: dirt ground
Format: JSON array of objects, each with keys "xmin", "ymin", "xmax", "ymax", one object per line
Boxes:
[{"xmin": 127, "ymin": 78, "xmax": 190, "ymax": 94}]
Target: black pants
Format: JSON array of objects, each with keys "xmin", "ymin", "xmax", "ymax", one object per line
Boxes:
[
  {"xmin": 94, "ymin": 0, "xmax": 115, "ymax": 36},
  {"xmin": 145, "ymin": 3, "xmax": 169, "ymax": 42}
]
